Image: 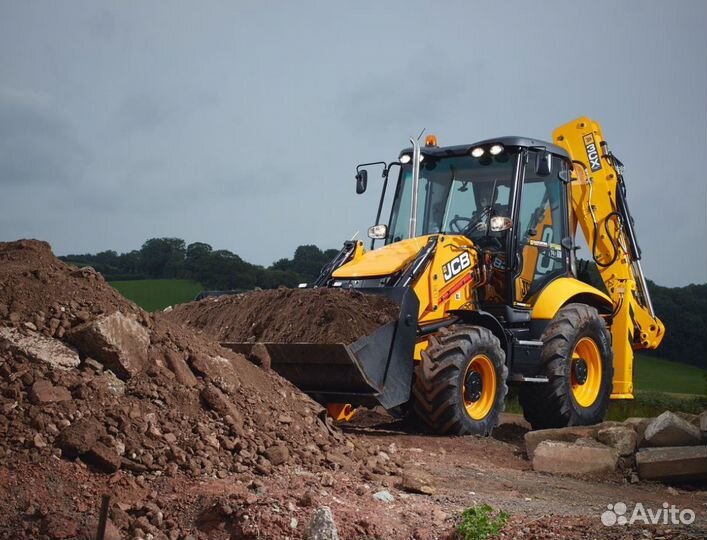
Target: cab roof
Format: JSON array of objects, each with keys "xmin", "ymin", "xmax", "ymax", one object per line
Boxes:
[{"xmin": 401, "ymin": 136, "xmax": 570, "ymax": 160}]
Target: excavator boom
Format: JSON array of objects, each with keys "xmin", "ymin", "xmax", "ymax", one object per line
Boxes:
[{"xmin": 553, "ymin": 117, "xmax": 665, "ymax": 397}]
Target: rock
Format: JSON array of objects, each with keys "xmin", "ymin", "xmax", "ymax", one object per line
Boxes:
[
  {"xmin": 200, "ymin": 384, "xmax": 243, "ymax": 432},
  {"xmin": 89, "ymin": 370, "xmax": 126, "ymax": 397},
  {"xmin": 623, "ymin": 417, "xmax": 653, "ymax": 445},
  {"xmin": 248, "ymin": 343, "xmax": 271, "ymax": 370},
  {"xmin": 83, "ymin": 442, "xmax": 122, "ymax": 473},
  {"xmin": 596, "ymin": 426, "xmax": 638, "ymax": 456},
  {"xmin": 164, "ymin": 350, "xmax": 198, "ymax": 387},
  {"xmin": 524, "ymin": 426, "xmax": 597, "ymax": 459},
  {"xmin": 67, "ymin": 312, "xmax": 149, "ymax": 379},
  {"xmin": 320, "ymin": 472, "xmax": 335, "ymax": 487},
  {"xmin": 29, "ymin": 379, "xmax": 72, "ymax": 404},
  {"xmin": 636, "ymin": 446, "xmax": 707, "ymax": 482},
  {"xmin": 34, "ymin": 433, "xmax": 47, "ymax": 448},
  {"xmin": 400, "ymin": 468, "xmax": 436, "ymax": 495},
  {"xmin": 264, "ymin": 445, "xmax": 289, "ymax": 466},
  {"xmin": 0, "ymin": 327, "xmax": 80, "ymax": 370},
  {"xmin": 305, "ymin": 506, "xmax": 338, "ymax": 540},
  {"xmin": 189, "ymin": 353, "xmax": 241, "ymax": 393},
  {"xmin": 532, "ymin": 440, "xmax": 618, "ymax": 477},
  {"xmin": 55, "ymin": 418, "xmax": 104, "ymax": 458},
  {"xmin": 643, "ymin": 411, "xmax": 702, "ymax": 447},
  {"xmin": 699, "ymin": 411, "xmax": 707, "ymax": 437},
  {"xmin": 372, "ymin": 490, "xmax": 395, "ymax": 503}
]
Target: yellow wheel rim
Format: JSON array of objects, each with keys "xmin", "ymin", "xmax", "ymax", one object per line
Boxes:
[
  {"xmin": 462, "ymin": 354, "xmax": 497, "ymax": 420},
  {"xmin": 570, "ymin": 337, "xmax": 602, "ymax": 407}
]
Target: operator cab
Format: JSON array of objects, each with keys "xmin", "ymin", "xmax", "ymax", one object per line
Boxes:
[{"xmin": 359, "ymin": 136, "xmax": 573, "ymax": 313}]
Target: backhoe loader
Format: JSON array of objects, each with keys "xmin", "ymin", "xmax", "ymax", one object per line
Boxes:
[{"xmin": 223, "ymin": 117, "xmax": 665, "ymax": 435}]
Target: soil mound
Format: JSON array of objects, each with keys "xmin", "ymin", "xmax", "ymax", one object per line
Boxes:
[
  {"xmin": 0, "ymin": 240, "xmax": 392, "ymax": 539},
  {"xmin": 166, "ymin": 288, "xmax": 399, "ymax": 344}
]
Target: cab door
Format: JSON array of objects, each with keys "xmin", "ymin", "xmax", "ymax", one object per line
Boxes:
[{"xmin": 513, "ymin": 152, "xmax": 569, "ymax": 305}]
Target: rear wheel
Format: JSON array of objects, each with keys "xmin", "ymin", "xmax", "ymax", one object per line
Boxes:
[
  {"xmin": 519, "ymin": 303, "xmax": 613, "ymax": 430},
  {"xmin": 412, "ymin": 325, "xmax": 508, "ymax": 436}
]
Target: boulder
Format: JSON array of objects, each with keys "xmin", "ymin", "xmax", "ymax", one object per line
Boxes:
[
  {"xmin": 56, "ymin": 418, "xmax": 105, "ymax": 458},
  {"xmin": 306, "ymin": 506, "xmax": 338, "ymax": 540},
  {"xmin": 264, "ymin": 445, "xmax": 289, "ymax": 466},
  {"xmin": 248, "ymin": 343, "xmax": 271, "ymax": 370},
  {"xmin": 698, "ymin": 410, "xmax": 707, "ymax": 435},
  {"xmin": 67, "ymin": 312, "xmax": 149, "ymax": 379},
  {"xmin": 596, "ymin": 426, "xmax": 638, "ymax": 456},
  {"xmin": 189, "ymin": 353, "xmax": 241, "ymax": 393},
  {"xmin": 636, "ymin": 446, "xmax": 707, "ymax": 482},
  {"xmin": 524, "ymin": 426, "xmax": 596, "ymax": 459},
  {"xmin": 623, "ymin": 417, "xmax": 653, "ymax": 445},
  {"xmin": 200, "ymin": 384, "xmax": 244, "ymax": 434},
  {"xmin": 400, "ymin": 468, "xmax": 436, "ymax": 495},
  {"xmin": 83, "ymin": 442, "xmax": 121, "ymax": 473},
  {"xmin": 29, "ymin": 379, "xmax": 72, "ymax": 404},
  {"xmin": 532, "ymin": 439, "xmax": 618, "ymax": 476},
  {"xmin": 0, "ymin": 327, "xmax": 80, "ymax": 370},
  {"xmin": 643, "ymin": 411, "xmax": 702, "ymax": 447},
  {"xmin": 89, "ymin": 370, "xmax": 126, "ymax": 397},
  {"xmin": 164, "ymin": 350, "xmax": 198, "ymax": 387}
]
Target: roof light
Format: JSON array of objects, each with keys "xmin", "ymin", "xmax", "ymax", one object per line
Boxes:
[
  {"xmin": 425, "ymin": 135, "xmax": 438, "ymax": 147},
  {"xmin": 400, "ymin": 154, "xmax": 411, "ymax": 164},
  {"xmin": 471, "ymin": 147, "xmax": 485, "ymax": 158},
  {"xmin": 489, "ymin": 144, "xmax": 504, "ymax": 155}
]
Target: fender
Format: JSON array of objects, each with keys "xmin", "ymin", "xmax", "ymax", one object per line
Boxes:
[{"xmin": 531, "ymin": 277, "xmax": 613, "ymax": 320}]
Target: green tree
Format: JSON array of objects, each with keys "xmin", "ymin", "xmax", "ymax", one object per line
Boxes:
[{"xmin": 139, "ymin": 238, "xmax": 186, "ymax": 278}]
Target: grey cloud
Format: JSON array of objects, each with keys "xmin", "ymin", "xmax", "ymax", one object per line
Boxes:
[
  {"xmin": 0, "ymin": 90, "xmax": 86, "ymax": 186},
  {"xmin": 116, "ymin": 94, "xmax": 170, "ymax": 135}
]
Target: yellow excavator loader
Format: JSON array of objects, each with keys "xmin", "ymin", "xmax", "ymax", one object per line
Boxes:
[{"xmin": 223, "ymin": 117, "xmax": 665, "ymax": 435}]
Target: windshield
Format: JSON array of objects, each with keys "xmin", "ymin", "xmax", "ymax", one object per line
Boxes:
[{"xmin": 387, "ymin": 151, "xmax": 516, "ymax": 243}]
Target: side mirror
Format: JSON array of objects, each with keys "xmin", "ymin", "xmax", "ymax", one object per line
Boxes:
[
  {"xmin": 489, "ymin": 216, "xmax": 512, "ymax": 232},
  {"xmin": 535, "ymin": 151, "xmax": 551, "ymax": 177},
  {"xmin": 367, "ymin": 224, "xmax": 388, "ymax": 239},
  {"xmin": 355, "ymin": 169, "xmax": 368, "ymax": 194}
]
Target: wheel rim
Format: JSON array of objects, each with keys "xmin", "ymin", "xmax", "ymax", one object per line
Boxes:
[
  {"xmin": 570, "ymin": 337, "xmax": 602, "ymax": 407},
  {"xmin": 462, "ymin": 354, "xmax": 497, "ymax": 420}
]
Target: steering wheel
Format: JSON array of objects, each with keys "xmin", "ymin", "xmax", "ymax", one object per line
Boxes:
[{"xmin": 448, "ymin": 215, "xmax": 472, "ymax": 233}]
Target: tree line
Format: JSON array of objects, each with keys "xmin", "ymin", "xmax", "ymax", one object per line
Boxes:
[
  {"xmin": 61, "ymin": 237, "xmax": 340, "ymax": 291},
  {"xmin": 61, "ymin": 240, "xmax": 705, "ymax": 369}
]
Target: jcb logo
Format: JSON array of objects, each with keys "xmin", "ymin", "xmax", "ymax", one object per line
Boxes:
[
  {"xmin": 442, "ymin": 252, "xmax": 471, "ymax": 282},
  {"xmin": 583, "ymin": 133, "xmax": 602, "ymax": 172}
]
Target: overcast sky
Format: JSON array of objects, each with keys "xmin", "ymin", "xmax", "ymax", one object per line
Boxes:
[{"xmin": 1, "ymin": 1, "xmax": 705, "ymax": 286}]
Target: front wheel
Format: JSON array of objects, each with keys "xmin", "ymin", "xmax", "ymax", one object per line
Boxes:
[
  {"xmin": 519, "ymin": 303, "xmax": 613, "ymax": 430},
  {"xmin": 412, "ymin": 325, "xmax": 508, "ymax": 436}
]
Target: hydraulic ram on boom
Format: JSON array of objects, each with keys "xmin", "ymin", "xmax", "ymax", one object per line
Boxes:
[{"xmin": 553, "ymin": 117, "xmax": 665, "ymax": 398}]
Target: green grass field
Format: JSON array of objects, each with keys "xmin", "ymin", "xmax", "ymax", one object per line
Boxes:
[
  {"xmin": 634, "ymin": 354, "xmax": 706, "ymax": 396},
  {"xmin": 109, "ymin": 279, "xmax": 202, "ymax": 312}
]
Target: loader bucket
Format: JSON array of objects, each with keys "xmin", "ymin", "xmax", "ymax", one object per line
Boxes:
[{"xmin": 220, "ymin": 287, "xmax": 419, "ymax": 410}]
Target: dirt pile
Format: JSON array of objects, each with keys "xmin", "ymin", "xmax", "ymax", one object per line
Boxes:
[
  {"xmin": 0, "ymin": 240, "xmax": 406, "ymax": 539},
  {"xmin": 166, "ymin": 287, "xmax": 399, "ymax": 344}
]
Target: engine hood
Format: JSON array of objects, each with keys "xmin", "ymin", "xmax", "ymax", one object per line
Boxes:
[{"xmin": 332, "ymin": 236, "xmax": 432, "ymax": 279}]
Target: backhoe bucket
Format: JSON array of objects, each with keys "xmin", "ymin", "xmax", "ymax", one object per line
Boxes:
[{"xmin": 220, "ymin": 287, "xmax": 419, "ymax": 410}]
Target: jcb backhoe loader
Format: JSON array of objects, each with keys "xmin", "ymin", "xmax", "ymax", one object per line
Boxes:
[{"xmin": 223, "ymin": 117, "xmax": 665, "ymax": 435}]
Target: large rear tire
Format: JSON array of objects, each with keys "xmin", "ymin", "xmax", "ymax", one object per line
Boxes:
[
  {"xmin": 519, "ymin": 303, "xmax": 613, "ymax": 430},
  {"xmin": 412, "ymin": 325, "xmax": 508, "ymax": 436}
]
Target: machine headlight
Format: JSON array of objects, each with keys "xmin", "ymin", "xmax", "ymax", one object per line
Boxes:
[
  {"xmin": 471, "ymin": 147, "xmax": 485, "ymax": 158},
  {"xmin": 400, "ymin": 154, "xmax": 411, "ymax": 164},
  {"xmin": 489, "ymin": 144, "xmax": 504, "ymax": 155}
]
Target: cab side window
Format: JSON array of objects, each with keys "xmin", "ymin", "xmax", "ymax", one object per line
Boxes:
[{"xmin": 514, "ymin": 153, "xmax": 567, "ymax": 302}]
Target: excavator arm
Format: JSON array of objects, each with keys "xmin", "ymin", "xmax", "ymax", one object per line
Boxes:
[{"xmin": 553, "ymin": 117, "xmax": 665, "ymax": 398}]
